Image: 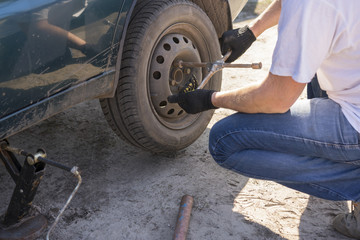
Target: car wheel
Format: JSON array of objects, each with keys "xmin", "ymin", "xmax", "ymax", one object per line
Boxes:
[{"xmin": 100, "ymin": 0, "xmax": 222, "ymax": 153}]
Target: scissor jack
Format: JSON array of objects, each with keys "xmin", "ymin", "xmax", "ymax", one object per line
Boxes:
[{"xmin": 0, "ymin": 140, "xmax": 81, "ymax": 240}]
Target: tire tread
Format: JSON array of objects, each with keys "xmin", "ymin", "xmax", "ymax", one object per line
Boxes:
[{"xmin": 101, "ymin": 0, "xmax": 219, "ymax": 153}]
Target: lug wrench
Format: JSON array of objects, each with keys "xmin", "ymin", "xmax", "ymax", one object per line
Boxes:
[{"xmin": 175, "ymin": 51, "xmax": 262, "ymax": 89}]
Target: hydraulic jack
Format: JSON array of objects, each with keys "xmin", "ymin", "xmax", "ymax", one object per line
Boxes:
[{"xmin": 0, "ymin": 140, "xmax": 81, "ymax": 240}]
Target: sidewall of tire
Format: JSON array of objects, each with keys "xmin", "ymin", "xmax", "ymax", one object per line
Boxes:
[{"xmin": 121, "ymin": 1, "xmax": 221, "ymax": 151}]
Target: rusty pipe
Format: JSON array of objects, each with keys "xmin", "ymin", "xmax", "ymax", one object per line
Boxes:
[{"xmin": 173, "ymin": 195, "xmax": 194, "ymax": 240}]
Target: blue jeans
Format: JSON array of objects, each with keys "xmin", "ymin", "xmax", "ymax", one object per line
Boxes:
[{"xmin": 209, "ymin": 98, "xmax": 360, "ymax": 202}]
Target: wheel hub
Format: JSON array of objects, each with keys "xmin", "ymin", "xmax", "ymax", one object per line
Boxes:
[{"xmin": 149, "ymin": 34, "xmax": 201, "ymax": 119}]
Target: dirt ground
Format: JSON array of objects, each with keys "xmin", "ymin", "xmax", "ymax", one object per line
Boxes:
[{"xmin": 0, "ymin": 1, "xmax": 354, "ymax": 240}]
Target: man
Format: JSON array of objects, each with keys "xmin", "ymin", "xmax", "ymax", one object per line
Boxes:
[{"xmin": 168, "ymin": 0, "xmax": 360, "ymax": 238}]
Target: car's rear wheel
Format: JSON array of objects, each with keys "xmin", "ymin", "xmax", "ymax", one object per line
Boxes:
[{"xmin": 100, "ymin": 0, "xmax": 222, "ymax": 153}]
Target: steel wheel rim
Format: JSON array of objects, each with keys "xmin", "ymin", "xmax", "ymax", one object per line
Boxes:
[{"xmin": 148, "ymin": 28, "xmax": 208, "ymax": 130}]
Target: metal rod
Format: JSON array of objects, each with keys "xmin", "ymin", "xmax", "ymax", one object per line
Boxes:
[
  {"xmin": 173, "ymin": 195, "xmax": 194, "ymax": 240},
  {"xmin": 3, "ymin": 145, "xmax": 29, "ymax": 157},
  {"xmin": 46, "ymin": 167, "xmax": 82, "ymax": 240},
  {"xmin": 176, "ymin": 61, "xmax": 262, "ymax": 70},
  {"xmin": 197, "ymin": 69, "xmax": 221, "ymax": 90},
  {"xmin": 224, "ymin": 62, "xmax": 262, "ymax": 69},
  {"xmin": 4, "ymin": 145, "xmax": 73, "ymax": 173},
  {"xmin": 37, "ymin": 156, "xmax": 72, "ymax": 172}
]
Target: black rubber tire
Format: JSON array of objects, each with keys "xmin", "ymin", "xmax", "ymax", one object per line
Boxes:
[{"xmin": 100, "ymin": 0, "xmax": 222, "ymax": 153}]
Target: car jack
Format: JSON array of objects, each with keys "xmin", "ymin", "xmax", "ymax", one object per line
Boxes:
[{"xmin": 0, "ymin": 140, "xmax": 81, "ymax": 240}]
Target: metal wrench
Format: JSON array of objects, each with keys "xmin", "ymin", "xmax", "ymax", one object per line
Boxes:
[{"xmin": 176, "ymin": 52, "xmax": 262, "ymax": 89}]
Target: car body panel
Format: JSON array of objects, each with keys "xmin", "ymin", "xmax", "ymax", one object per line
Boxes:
[
  {"xmin": 0, "ymin": 0, "xmax": 246, "ymax": 140},
  {"xmin": 228, "ymin": 0, "xmax": 248, "ymax": 20},
  {"xmin": 0, "ymin": 70, "xmax": 116, "ymax": 140},
  {"xmin": 0, "ymin": 0, "xmax": 135, "ymax": 139},
  {"xmin": 0, "ymin": 0, "xmax": 129, "ymax": 118}
]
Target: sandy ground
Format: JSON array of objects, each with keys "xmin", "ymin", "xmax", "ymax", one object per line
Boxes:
[{"xmin": 0, "ymin": 2, "xmax": 354, "ymax": 240}]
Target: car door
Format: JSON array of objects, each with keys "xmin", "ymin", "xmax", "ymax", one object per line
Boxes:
[{"xmin": 0, "ymin": 0, "xmax": 124, "ymax": 118}]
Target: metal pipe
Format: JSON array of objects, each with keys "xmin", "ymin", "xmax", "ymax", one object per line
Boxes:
[
  {"xmin": 173, "ymin": 195, "xmax": 194, "ymax": 240},
  {"xmin": 224, "ymin": 62, "xmax": 262, "ymax": 69},
  {"xmin": 37, "ymin": 156, "xmax": 72, "ymax": 172},
  {"xmin": 3, "ymin": 145, "xmax": 29, "ymax": 157},
  {"xmin": 176, "ymin": 61, "xmax": 262, "ymax": 70}
]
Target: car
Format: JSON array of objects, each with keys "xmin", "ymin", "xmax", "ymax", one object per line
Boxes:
[{"xmin": 0, "ymin": 0, "xmax": 247, "ymax": 153}]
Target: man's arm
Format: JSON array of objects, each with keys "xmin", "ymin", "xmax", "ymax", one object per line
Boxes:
[
  {"xmin": 220, "ymin": 0, "xmax": 282, "ymax": 62},
  {"xmin": 248, "ymin": 0, "xmax": 282, "ymax": 38},
  {"xmin": 211, "ymin": 73, "xmax": 306, "ymax": 114},
  {"xmin": 168, "ymin": 74, "xmax": 306, "ymax": 115},
  {"xmin": 168, "ymin": 0, "xmax": 303, "ymax": 114}
]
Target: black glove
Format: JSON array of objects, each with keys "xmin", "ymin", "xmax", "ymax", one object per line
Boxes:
[
  {"xmin": 220, "ymin": 25, "xmax": 256, "ymax": 63},
  {"xmin": 168, "ymin": 89, "xmax": 218, "ymax": 114}
]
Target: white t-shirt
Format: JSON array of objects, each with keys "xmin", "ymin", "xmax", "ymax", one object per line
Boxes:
[{"xmin": 270, "ymin": 0, "xmax": 360, "ymax": 133}]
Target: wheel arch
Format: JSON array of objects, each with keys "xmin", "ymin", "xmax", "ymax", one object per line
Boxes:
[
  {"xmin": 126, "ymin": 0, "xmax": 240, "ymax": 37},
  {"xmin": 108, "ymin": 0, "xmax": 240, "ymax": 97}
]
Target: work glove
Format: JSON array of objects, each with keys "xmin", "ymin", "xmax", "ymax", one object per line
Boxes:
[
  {"xmin": 219, "ymin": 25, "xmax": 256, "ymax": 63},
  {"xmin": 167, "ymin": 75, "xmax": 218, "ymax": 114}
]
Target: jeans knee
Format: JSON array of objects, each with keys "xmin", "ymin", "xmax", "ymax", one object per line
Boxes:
[{"xmin": 208, "ymin": 121, "xmax": 229, "ymax": 165}]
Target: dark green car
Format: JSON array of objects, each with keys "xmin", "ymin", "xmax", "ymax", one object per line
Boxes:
[{"xmin": 0, "ymin": 0, "xmax": 247, "ymax": 153}]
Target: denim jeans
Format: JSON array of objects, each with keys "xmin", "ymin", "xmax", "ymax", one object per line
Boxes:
[{"xmin": 209, "ymin": 87, "xmax": 360, "ymax": 202}]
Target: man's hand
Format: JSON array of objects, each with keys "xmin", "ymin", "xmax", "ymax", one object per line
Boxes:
[
  {"xmin": 220, "ymin": 26, "xmax": 256, "ymax": 63},
  {"xmin": 168, "ymin": 89, "xmax": 217, "ymax": 114}
]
